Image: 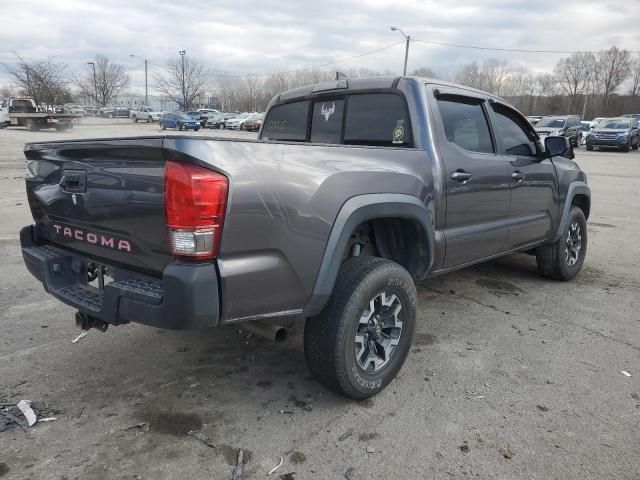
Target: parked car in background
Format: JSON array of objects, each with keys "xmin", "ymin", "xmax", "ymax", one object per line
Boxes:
[
  {"xmin": 579, "ymin": 121, "xmax": 592, "ymax": 145},
  {"xmin": 590, "ymin": 117, "xmax": 605, "ymax": 128},
  {"xmin": 586, "ymin": 117, "xmax": 639, "ymax": 152},
  {"xmin": 225, "ymin": 112, "xmax": 251, "ymax": 130},
  {"xmin": 100, "ymin": 107, "xmax": 130, "ymax": 118},
  {"xmin": 244, "ymin": 112, "xmax": 265, "ymax": 132},
  {"xmin": 622, "ymin": 113, "xmax": 640, "ymax": 122},
  {"xmin": 186, "ymin": 111, "xmax": 210, "ymax": 127},
  {"xmin": 83, "ymin": 106, "xmax": 99, "ymax": 116},
  {"xmin": 535, "ymin": 115, "xmax": 582, "ymax": 147},
  {"xmin": 131, "ymin": 106, "xmax": 161, "ymax": 123},
  {"xmin": 198, "ymin": 108, "xmax": 220, "ymax": 116},
  {"xmin": 204, "ymin": 112, "xmax": 226, "ymax": 129},
  {"xmin": 526, "ymin": 115, "xmax": 543, "ymax": 125},
  {"xmin": 159, "ymin": 111, "xmax": 201, "ymax": 131},
  {"xmin": 63, "ymin": 104, "xmax": 86, "ymax": 116}
]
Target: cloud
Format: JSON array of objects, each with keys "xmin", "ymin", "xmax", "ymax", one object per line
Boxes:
[{"xmin": 1, "ymin": 0, "xmax": 638, "ymax": 92}]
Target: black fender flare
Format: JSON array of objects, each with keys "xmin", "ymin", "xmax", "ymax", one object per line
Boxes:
[
  {"xmin": 303, "ymin": 193, "xmax": 435, "ymax": 317},
  {"xmin": 552, "ymin": 181, "xmax": 590, "ymax": 242}
]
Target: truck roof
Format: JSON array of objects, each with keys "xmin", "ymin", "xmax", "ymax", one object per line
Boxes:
[{"xmin": 273, "ymin": 75, "xmax": 509, "ymax": 105}]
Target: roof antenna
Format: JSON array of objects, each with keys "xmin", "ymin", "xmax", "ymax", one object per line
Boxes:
[{"xmin": 335, "ymin": 71, "xmax": 348, "ymax": 80}]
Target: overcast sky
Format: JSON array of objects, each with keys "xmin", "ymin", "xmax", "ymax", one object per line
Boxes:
[{"xmin": 1, "ymin": 0, "xmax": 639, "ymax": 93}]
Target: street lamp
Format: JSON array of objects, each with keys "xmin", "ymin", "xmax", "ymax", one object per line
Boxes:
[
  {"xmin": 179, "ymin": 50, "xmax": 186, "ymax": 111},
  {"xmin": 390, "ymin": 26, "xmax": 410, "ymax": 76},
  {"xmin": 129, "ymin": 54, "xmax": 148, "ymax": 106},
  {"xmin": 87, "ymin": 61, "xmax": 97, "ymax": 106}
]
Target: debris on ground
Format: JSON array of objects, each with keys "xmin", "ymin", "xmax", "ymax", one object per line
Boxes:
[
  {"xmin": 38, "ymin": 417, "xmax": 57, "ymax": 422},
  {"xmin": 338, "ymin": 428, "xmax": 353, "ymax": 441},
  {"xmin": 16, "ymin": 400, "xmax": 37, "ymax": 426},
  {"xmin": 289, "ymin": 452, "xmax": 306, "ymax": 464},
  {"xmin": 71, "ymin": 331, "xmax": 88, "ymax": 343},
  {"xmin": 459, "ymin": 442, "xmax": 470, "ymax": 453},
  {"xmin": 231, "ymin": 449, "xmax": 243, "ymax": 480},
  {"xmin": 186, "ymin": 430, "xmax": 215, "ymax": 448},
  {"xmin": 498, "ymin": 447, "xmax": 514, "ymax": 459},
  {"xmin": 344, "ymin": 467, "xmax": 355, "ymax": 480},
  {"xmin": 267, "ymin": 457, "xmax": 284, "ymax": 475},
  {"xmin": 366, "ymin": 445, "xmax": 375, "ymax": 453},
  {"xmin": 279, "ymin": 474, "xmax": 295, "ymax": 480},
  {"xmin": 278, "ymin": 409, "xmax": 294, "ymax": 415},
  {"xmin": 621, "ymin": 370, "xmax": 632, "ymax": 377},
  {"xmin": 123, "ymin": 422, "xmax": 150, "ymax": 432}
]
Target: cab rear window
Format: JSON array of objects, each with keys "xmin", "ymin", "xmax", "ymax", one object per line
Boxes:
[
  {"xmin": 261, "ymin": 101, "xmax": 309, "ymax": 141},
  {"xmin": 261, "ymin": 92, "xmax": 412, "ymax": 147}
]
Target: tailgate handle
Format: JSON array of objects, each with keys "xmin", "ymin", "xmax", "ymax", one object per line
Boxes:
[{"xmin": 60, "ymin": 170, "xmax": 87, "ymax": 193}]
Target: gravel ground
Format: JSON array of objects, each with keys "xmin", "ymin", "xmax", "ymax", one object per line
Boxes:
[{"xmin": 0, "ymin": 119, "xmax": 639, "ymax": 480}]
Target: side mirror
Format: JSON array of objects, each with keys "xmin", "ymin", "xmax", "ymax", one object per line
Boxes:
[{"xmin": 545, "ymin": 136, "xmax": 574, "ymax": 159}]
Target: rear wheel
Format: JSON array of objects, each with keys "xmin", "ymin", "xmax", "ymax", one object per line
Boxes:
[
  {"xmin": 133, "ymin": 116, "xmax": 138, "ymax": 123},
  {"xmin": 304, "ymin": 256, "xmax": 417, "ymax": 399},
  {"xmin": 26, "ymin": 119, "xmax": 39, "ymax": 131},
  {"xmin": 160, "ymin": 122, "xmax": 166, "ymax": 131},
  {"xmin": 536, "ymin": 206, "xmax": 587, "ymax": 281}
]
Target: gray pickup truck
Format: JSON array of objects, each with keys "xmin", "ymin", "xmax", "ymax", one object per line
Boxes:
[{"xmin": 20, "ymin": 76, "xmax": 590, "ymax": 399}]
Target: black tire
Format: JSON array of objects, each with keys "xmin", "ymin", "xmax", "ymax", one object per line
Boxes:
[
  {"xmin": 220, "ymin": 124, "xmax": 225, "ymax": 130},
  {"xmin": 586, "ymin": 145, "xmax": 594, "ymax": 151},
  {"xmin": 536, "ymin": 206, "xmax": 587, "ymax": 281},
  {"xmin": 632, "ymin": 138, "xmax": 639, "ymax": 150},
  {"xmin": 133, "ymin": 116, "xmax": 138, "ymax": 123},
  {"xmin": 160, "ymin": 123, "xmax": 166, "ymax": 131},
  {"xmin": 304, "ymin": 256, "xmax": 417, "ymax": 400},
  {"xmin": 620, "ymin": 141, "xmax": 630, "ymax": 152},
  {"xmin": 177, "ymin": 123, "xmax": 183, "ymax": 131},
  {"xmin": 195, "ymin": 127, "xmax": 200, "ymax": 132},
  {"xmin": 147, "ymin": 116, "xmax": 152, "ymax": 123}
]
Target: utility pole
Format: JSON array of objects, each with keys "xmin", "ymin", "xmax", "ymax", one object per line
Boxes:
[
  {"xmin": 390, "ymin": 27, "xmax": 411, "ymax": 76},
  {"xmin": 130, "ymin": 55, "xmax": 149, "ymax": 106},
  {"xmin": 87, "ymin": 61, "xmax": 97, "ymax": 106},
  {"xmin": 179, "ymin": 50, "xmax": 186, "ymax": 111}
]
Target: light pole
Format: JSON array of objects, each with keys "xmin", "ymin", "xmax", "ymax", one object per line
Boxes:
[
  {"xmin": 390, "ymin": 27, "xmax": 410, "ymax": 76},
  {"xmin": 179, "ymin": 50, "xmax": 186, "ymax": 111},
  {"xmin": 130, "ymin": 54, "xmax": 148, "ymax": 106},
  {"xmin": 87, "ymin": 61, "xmax": 98, "ymax": 106}
]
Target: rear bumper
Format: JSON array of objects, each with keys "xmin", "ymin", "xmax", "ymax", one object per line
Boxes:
[{"xmin": 20, "ymin": 225, "xmax": 220, "ymax": 330}]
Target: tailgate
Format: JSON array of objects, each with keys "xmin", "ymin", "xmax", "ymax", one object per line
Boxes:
[{"xmin": 24, "ymin": 137, "xmax": 171, "ymax": 274}]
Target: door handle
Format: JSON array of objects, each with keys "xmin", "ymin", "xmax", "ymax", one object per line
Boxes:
[
  {"xmin": 451, "ymin": 170, "xmax": 473, "ymax": 182},
  {"xmin": 511, "ymin": 171, "xmax": 526, "ymax": 182}
]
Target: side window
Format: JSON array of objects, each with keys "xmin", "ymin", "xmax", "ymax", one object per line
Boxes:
[
  {"xmin": 436, "ymin": 96, "xmax": 494, "ymax": 154},
  {"xmin": 344, "ymin": 93, "xmax": 412, "ymax": 147},
  {"xmin": 491, "ymin": 104, "xmax": 538, "ymax": 157},
  {"xmin": 1, "ymin": 100, "xmax": 6, "ymax": 109},
  {"xmin": 261, "ymin": 101, "xmax": 309, "ymax": 141},
  {"xmin": 310, "ymin": 99, "xmax": 344, "ymax": 144}
]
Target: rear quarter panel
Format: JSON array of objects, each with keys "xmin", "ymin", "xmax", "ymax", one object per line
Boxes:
[{"xmin": 163, "ymin": 137, "xmax": 434, "ymax": 322}]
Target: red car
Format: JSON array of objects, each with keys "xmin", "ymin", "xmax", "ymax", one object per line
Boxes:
[{"xmin": 244, "ymin": 113, "xmax": 264, "ymax": 132}]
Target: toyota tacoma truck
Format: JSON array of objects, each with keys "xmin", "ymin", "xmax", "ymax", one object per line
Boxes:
[{"xmin": 19, "ymin": 76, "xmax": 590, "ymax": 399}]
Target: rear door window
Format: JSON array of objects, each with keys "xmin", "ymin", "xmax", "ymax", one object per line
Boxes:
[
  {"xmin": 310, "ymin": 99, "xmax": 344, "ymax": 144},
  {"xmin": 436, "ymin": 96, "xmax": 494, "ymax": 154},
  {"xmin": 344, "ymin": 94, "xmax": 412, "ymax": 146},
  {"xmin": 262, "ymin": 101, "xmax": 309, "ymax": 141}
]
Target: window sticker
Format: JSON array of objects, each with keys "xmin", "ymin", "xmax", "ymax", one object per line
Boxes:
[
  {"xmin": 320, "ymin": 102, "xmax": 336, "ymax": 122},
  {"xmin": 392, "ymin": 125, "xmax": 405, "ymax": 144}
]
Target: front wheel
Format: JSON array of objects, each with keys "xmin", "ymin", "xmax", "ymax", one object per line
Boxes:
[
  {"xmin": 133, "ymin": 116, "xmax": 138, "ymax": 123},
  {"xmin": 160, "ymin": 122, "xmax": 166, "ymax": 131},
  {"xmin": 586, "ymin": 144, "xmax": 594, "ymax": 151},
  {"xmin": 536, "ymin": 206, "xmax": 587, "ymax": 281},
  {"xmin": 304, "ymin": 256, "xmax": 417, "ymax": 400},
  {"xmin": 620, "ymin": 141, "xmax": 631, "ymax": 152}
]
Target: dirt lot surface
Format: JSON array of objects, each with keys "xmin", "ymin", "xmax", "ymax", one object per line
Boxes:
[{"xmin": 1, "ymin": 119, "xmax": 639, "ymax": 479}]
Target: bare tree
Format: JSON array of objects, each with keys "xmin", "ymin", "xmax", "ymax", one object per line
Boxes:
[
  {"xmin": 76, "ymin": 54, "xmax": 130, "ymax": 106},
  {"xmin": 411, "ymin": 67, "xmax": 439, "ymax": 78},
  {"xmin": 482, "ymin": 59, "xmax": 509, "ymax": 95},
  {"xmin": 595, "ymin": 46, "xmax": 632, "ymax": 111},
  {"xmin": 6, "ymin": 53, "xmax": 71, "ymax": 105},
  {"xmin": 554, "ymin": 52, "xmax": 596, "ymax": 112},
  {"xmin": 630, "ymin": 55, "xmax": 640, "ymax": 97},
  {"xmin": 155, "ymin": 54, "xmax": 208, "ymax": 110},
  {"xmin": 455, "ymin": 61, "xmax": 483, "ymax": 89}
]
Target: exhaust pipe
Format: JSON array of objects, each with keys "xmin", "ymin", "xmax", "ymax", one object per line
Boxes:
[{"xmin": 243, "ymin": 321, "xmax": 288, "ymax": 343}]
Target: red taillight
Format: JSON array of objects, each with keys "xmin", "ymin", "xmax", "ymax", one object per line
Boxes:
[{"xmin": 164, "ymin": 161, "xmax": 228, "ymax": 258}]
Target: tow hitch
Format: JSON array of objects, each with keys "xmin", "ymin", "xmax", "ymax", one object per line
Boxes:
[{"xmin": 75, "ymin": 311, "xmax": 109, "ymax": 332}]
